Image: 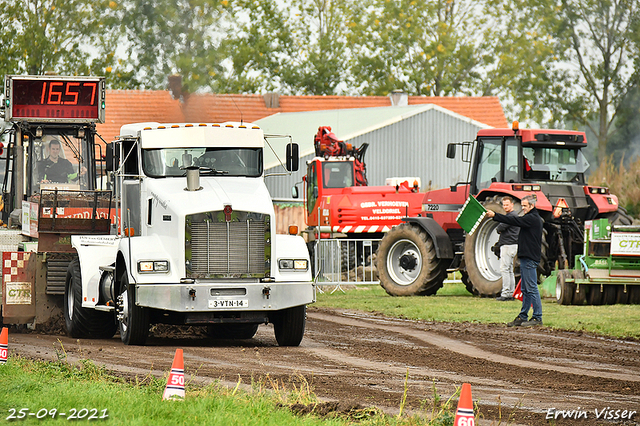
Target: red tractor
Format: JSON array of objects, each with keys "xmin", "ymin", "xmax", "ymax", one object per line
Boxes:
[
  {"xmin": 301, "ymin": 126, "xmax": 425, "ymax": 273},
  {"xmin": 375, "ymin": 122, "xmax": 632, "ymax": 298}
]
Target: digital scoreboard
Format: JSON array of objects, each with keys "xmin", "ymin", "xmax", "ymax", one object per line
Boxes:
[{"xmin": 4, "ymin": 75, "xmax": 106, "ymax": 123}]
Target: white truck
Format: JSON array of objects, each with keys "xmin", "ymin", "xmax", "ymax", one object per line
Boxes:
[{"xmin": 66, "ymin": 122, "xmax": 315, "ymax": 346}]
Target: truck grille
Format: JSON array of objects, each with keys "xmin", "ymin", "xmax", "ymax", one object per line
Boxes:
[{"xmin": 185, "ymin": 211, "xmax": 270, "ymax": 279}]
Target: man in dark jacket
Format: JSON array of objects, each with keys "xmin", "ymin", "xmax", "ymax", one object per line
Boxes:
[
  {"xmin": 495, "ymin": 196, "xmax": 519, "ymax": 301},
  {"xmin": 486, "ymin": 195, "xmax": 543, "ymax": 326}
]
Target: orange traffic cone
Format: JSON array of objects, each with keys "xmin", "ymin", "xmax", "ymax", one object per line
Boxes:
[
  {"xmin": 0, "ymin": 327, "xmax": 8, "ymax": 365},
  {"xmin": 162, "ymin": 349, "xmax": 185, "ymax": 400},
  {"xmin": 453, "ymin": 383, "xmax": 474, "ymax": 425}
]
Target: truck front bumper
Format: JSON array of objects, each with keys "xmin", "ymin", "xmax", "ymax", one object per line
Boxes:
[{"xmin": 135, "ymin": 281, "xmax": 315, "ymax": 313}]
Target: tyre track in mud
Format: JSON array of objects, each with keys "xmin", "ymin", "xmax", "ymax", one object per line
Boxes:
[{"xmin": 8, "ymin": 307, "xmax": 640, "ymax": 426}]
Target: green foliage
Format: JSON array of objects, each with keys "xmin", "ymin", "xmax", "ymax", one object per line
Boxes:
[
  {"xmin": 0, "ymin": 0, "xmax": 119, "ymax": 77},
  {"xmin": 347, "ymin": 0, "xmax": 487, "ymax": 96},
  {"xmin": 316, "ymin": 284, "xmax": 640, "ymax": 339},
  {"xmin": 116, "ymin": 0, "xmax": 229, "ymax": 91}
]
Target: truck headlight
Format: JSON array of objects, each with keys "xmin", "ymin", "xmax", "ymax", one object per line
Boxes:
[
  {"xmin": 138, "ymin": 260, "xmax": 170, "ymax": 273},
  {"xmin": 278, "ymin": 259, "xmax": 308, "ymax": 271}
]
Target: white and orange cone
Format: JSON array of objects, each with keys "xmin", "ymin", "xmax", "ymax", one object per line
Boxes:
[
  {"xmin": 0, "ymin": 327, "xmax": 8, "ymax": 365},
  {"xmin": 454, "ymin": 383, "xmax": 475, "ymax": 426},
  {"xmin": 162, "ymin": 349, "xmax": 185, "ymax": 400}
]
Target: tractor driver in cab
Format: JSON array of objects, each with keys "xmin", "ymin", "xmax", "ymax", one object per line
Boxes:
[{"xmin": 39, "ymin": 138, "xmax": 85, "ymax": 184}]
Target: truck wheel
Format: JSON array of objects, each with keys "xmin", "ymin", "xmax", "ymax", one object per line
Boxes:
[
  {"xmin": 571, "ymin": 270, "xmax": 586, "ymax": 305},
  {"xmin": 272, "ymin": 305, "xmax": 306, "ymax": 347},
  {"xmin": 207, "ymin": 323, "xmax": 259, "ymax": 339},
  {"xmin": 555, "ymin": 270, "xmax": 574, "ymax": 305},
  {"xmin": 376, "ymin": 223, "xmax": 446, "ymax": 296},
  {"xmin": 116, "ymin": 271, "xmax": 149, "ymax": 345},
  {"xmin": 64, "ymin": 259, "xmax": 117, "ymax": 339}
]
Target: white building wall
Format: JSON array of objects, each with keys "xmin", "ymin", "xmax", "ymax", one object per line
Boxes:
[{"xmin": 264, "ymin": 108, "xmax": 487, "ymax": 199}]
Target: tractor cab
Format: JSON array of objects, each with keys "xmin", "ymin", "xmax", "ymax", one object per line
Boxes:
[{"xmin": 469, "ymin": 129, "xmax": 589, "ymax": 195}]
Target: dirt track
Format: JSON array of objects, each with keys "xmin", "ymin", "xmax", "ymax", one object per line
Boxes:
[{"xmin": 8, "ymin": 306, "xmax": 640, "ymax": 426}]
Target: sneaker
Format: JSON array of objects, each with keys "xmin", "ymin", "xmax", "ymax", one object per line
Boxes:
[
  {"xmin": 496, "ymin": 296, "xmax": 514, "ymax": 301},
  {"xmin": 507, "ymin": 316, "xmax": 525, "ymax": 327},
  {"xmin": 521, "ymin": 318, "xmax": 543, "ymax": 327}
]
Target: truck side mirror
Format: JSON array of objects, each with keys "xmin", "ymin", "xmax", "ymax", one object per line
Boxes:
[
  {"xmin": 446, "ymin": 143, "xmax": 456, "ymax": 159},
  {"xmin": 105, "ymin": 142, "xmax": 116, "ymax": 171},
  {"xmin": 286, "ymin": 143, "xmax": 299, "ymax": 172},
  {"xmin": 292, "ymin": 185, "xmax": 299, "ymax": 198}
]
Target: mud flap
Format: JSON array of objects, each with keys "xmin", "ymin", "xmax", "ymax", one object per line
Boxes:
[{"xmin": 1, "ymin": 252, "xmax": 36, "ymax": 324}]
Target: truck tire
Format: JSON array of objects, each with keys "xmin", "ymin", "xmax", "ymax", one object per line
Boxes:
[
  {"xmin": 64, "ymin": 259, "xmax": 117, "ymax": 339},
  {"xmin": 376, "ymin": 223, "xmax": 446, "ymax": 296},
  {"xmin": 272, "ymin": 305, "xmax": 306, "ymax": 347},
  {"xmin": 629, "ymin": 286, "xmax": 640, "ymax": 304},
  {"xmin": 117, "ymin": 271, "xmax": 149, "ymax": 345},
  {"xmin": 555, "ymin": 270, "xmax": 574, "ymax": 305},
  {"xmin": 207, "ymin": 323, "xmax": 259, "ymax": 339}
]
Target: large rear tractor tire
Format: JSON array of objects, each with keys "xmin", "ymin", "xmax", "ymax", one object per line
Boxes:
[
  {"xmin": 462, "ymin": 196, "xmax": 548, "ymax": 296},
  {"xmin": 64, "ymin": 259, "xmax": 117, "ymax": 339},
  {"xmin": 116, "ymin": 271, "xmax": 150, "ymax": 345},
  {"xmin": 462, "ymin": 197, "xmax": 504, "ymax": 297},
  {"xmin": 376, "ymin": 223, "xmax": 447, "ymax": 296},
  {"xmin": 272, "ymin": 305, "xmax": 306, "ymax": 347}
]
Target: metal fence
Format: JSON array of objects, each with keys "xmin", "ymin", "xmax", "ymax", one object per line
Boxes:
[{"xmin": 313, "ymin": 238, "xmax": 380, "ymax": 292}]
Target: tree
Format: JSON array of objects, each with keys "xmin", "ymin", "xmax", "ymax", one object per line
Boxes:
[
  {"xmin": 117, "ymin": 0, "xmax": 229, "ymax": 91},
  {"xmin": 487, "ymin": 0, "xmax": 640, "ymax": 162},
  {"xmin": 0, "ymin": 0, "xmax": 119, "ymax": 77},
  {"xmin": 220, "ymin": 0, "xmax": 352, "ymax": 95},
  {"xmin": 346, "ymin": 0, "xmax": 489, "ymax": 96},
  {"xmin": 216, "ymin": 0, "xmax": 296, "ymax": 94},
  {"xmin": 558, "ymin": 0, "xmax": 640, "ymax": 162}
]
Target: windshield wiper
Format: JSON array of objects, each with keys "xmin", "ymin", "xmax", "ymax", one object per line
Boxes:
[{"xmin": 198, "ymin": 167, "xmax": 229, "ymax": 175}]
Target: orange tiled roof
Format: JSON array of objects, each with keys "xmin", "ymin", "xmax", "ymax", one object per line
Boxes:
[
  {"xmin": 97, "ymin": 91, "xmax": 507, "ymax": 144},
  {"xmin": 96, "ymin": 90, "xmax": 185, "ymax": 144}
]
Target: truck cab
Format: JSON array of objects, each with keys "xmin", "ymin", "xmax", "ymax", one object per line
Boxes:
[{"xmin": 69, "ymin": 123, "xmax": 314, "ymax": 346}]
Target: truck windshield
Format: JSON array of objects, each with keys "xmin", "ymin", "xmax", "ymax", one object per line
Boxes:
[
  {"xmin": 142, "ymin": 147, "xmax": 263, "ymax": 177},
  {"xmin": 322, "ymin": 161, "xmax": 354, "ymax": 188},
  {"xmin": 522, "ymin": 146, "xmax": 588, "ymax": 182}
]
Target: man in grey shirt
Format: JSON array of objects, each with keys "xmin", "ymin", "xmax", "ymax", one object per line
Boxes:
[{"xmin": 495, "ymin": 196, "xmax": 519, "ymax": 301}]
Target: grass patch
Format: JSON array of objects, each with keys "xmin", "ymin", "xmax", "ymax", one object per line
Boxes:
[
  {"xmin": 0, "ymin": 354, "xmax": 463, "ymax": 425},
  {"xmin": 315, "ymin": 283, "xmax": 640, "ymax": 340}
]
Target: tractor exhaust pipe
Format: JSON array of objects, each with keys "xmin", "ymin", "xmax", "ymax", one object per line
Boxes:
[{"xmin": 185, "ymin": 166, "xmax": 201, "ymax": 191}]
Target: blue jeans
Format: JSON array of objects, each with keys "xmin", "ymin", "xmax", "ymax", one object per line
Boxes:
[{"xmin": 518, "ymin": 257, "xmax": 542, "ymax": 321}]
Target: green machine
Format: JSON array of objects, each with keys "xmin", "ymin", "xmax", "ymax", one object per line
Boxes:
[{"xmin": 556, "ymin": 218, "xmax": 640, "ymax": 305}]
